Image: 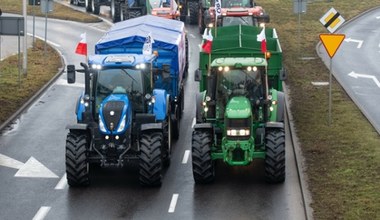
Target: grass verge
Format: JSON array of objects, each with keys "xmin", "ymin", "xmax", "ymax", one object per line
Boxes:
[
  {"xmin": 256, "ymin": 0, "xmax": 380, "ymax": 219},
  {"xmin": 0, "ymin": 40, "xmax": 62, "ymax": 124},
  {"xmin": 1, "ymin": 0, "xmax": 101, "ymax": 23}
]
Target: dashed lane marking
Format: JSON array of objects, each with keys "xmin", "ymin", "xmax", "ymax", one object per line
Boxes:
[
  {"xmin": 182, "ymin": 150, "xmax": 190, "ymax": 164},
  {"xmin": 55, "ymin": 174, "xmax": 68, "ymax": 190},
  {"xmin": 32, "ymin": 206, "xmax": 51, "ymax": 220},
  {"xmin": 168, "ymin": 194, "xmax": 179, "ymax": 213}
]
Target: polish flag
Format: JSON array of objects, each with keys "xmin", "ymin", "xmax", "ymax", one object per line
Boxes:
[
  {"xmin": 75, "ymin": 33, "xmax": 87, "ymax": 56},
  {"xmin": 202, "ymin": 28, "xmax": 213, "ymax": 54},
  {"xmin": 256, "ymin": 27, "xmax": 267, "ymax": 53}
]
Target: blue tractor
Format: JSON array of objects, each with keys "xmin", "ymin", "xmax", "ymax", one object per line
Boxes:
[{"xmin": 65, "ymin": 53, "xmax": 172, "ymax": 186}]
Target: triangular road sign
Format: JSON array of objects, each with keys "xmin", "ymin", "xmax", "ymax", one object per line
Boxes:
[{"xmin": 320, "ymin": 34, "xmax": 345, "ymax": 58}]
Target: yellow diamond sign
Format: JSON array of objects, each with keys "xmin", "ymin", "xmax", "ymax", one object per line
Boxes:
[{"xmin": 319, "ymin": 34, "xmax": 345, "ymax": 58}]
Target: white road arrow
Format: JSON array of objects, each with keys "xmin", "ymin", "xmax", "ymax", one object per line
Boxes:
[
  {"xmin": 0, "ymin": 154, "xmax": 58, "ymax": 178},
  {"xmin": 348, "ymin": 71, "xmax": 380, "ymax": 88},
  {"xmin": 344, "ymin": 38, "xmax": 363, "ymax": 48}
]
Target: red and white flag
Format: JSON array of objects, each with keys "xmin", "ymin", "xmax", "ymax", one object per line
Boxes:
[
  {"xmin": 75, "ymin": 32, "xmax": 87, "ymax": 56},
  {"xmin": 256, "ymin": 27, "xmax": 267, "ymax": 53},
  {"xmin": 202, "ymin": 28, "xmax": 213, "ymax": 54}
]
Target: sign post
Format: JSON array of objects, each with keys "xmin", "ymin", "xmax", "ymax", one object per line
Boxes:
[{"xmin": 319, "ymin": 7, "xmax": 345, "ymax": 125}]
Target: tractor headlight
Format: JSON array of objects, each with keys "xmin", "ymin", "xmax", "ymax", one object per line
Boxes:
[
  {"xmin": 91, "ymin": 64, "xmax": 102, "ymax": 70},
  {"xmin": 226, "ymin": 128, "xmax": 250, "ymax": 136},
  {"xmin": 116, "ymin": 115, "xmax": 127, "ymax": 132},
  {"xmin": 99, "ymin": 115, "xmax": 107, "ymax": 132}
]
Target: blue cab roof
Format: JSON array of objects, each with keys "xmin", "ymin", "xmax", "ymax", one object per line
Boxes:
[{"xmin": 88, "ymin": 54, "xmax": 156, "ymax": 67}]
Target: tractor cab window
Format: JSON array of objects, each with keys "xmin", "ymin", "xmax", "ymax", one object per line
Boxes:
[
  {"xmin": 216, "ymin": 67, "xmax": 263, "ymax": 101},
  {"xmin": 95, "ymin": 68, "xmax": 150, "ymax": 113},
  {"xmin": 221, "ymin": 16, "xmax": 257, "ymax": 27}
]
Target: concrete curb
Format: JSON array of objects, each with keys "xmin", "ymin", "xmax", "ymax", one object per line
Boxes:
[
  {"xmin": 283, "ymin": 83, "xmax": 314, "ymax": 220},
  {"xmin": 0, "ymin": 42, "xmax": 66, "ymax": 132}
]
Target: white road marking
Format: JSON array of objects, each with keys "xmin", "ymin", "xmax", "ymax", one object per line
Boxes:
[
  {"xmin": 191, "ymin": 117, "xmax": 196, "ymax": 128},
  {"xmin": 55, "ymin": 78, "xmax": 85, "ymax": 88},
  {"xmin": 182, "ymin": 150, "xmax": 191, "ymax": 164},
  {"xmin": 27, "ymin": 33, "xmax": 61, "ymax": 47},
  {"xmin": 348, "ymin": 71, "xmax": 380, "ymax": 88},
  {"xmin": 168, "ymin": 194, "xmax": 179, "ymax": 213},
  {"xmin": 55, "ymin": 174, "xmax": 68, "ymax": 190},
  {"xmin": 311, "ymin": 82, "xmax": 329, "ymax": 86},
  {"xmin": 344, "ymin": 38, "xmax": 363, "ymax": 48},
  {"xmin": 0, "ymin": 153, "xmax": 24, "ymax": 169},
  {"xmin": 189, "ymin": 34, "xmax": 196, "ymax": 39},
  {"xmin": 376, "ymin": 16, "xmax": 380, "ymax": 19},
  {"xmin": 32, "ymin": 206, "xmax": 51, "ymax": 220},
  {"xmin": 15, "ymin": 157, "xmax": 59, "ymax": 178}
]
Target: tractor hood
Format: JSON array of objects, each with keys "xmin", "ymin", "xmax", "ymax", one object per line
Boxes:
[{"xmin": 225, "ymin": 96, "xmax": 252, "ymax": 119}]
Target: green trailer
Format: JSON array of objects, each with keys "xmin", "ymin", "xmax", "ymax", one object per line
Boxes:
[{"xmin": 192, "ymin": 24, "xmax": 287, "ymax": 184}]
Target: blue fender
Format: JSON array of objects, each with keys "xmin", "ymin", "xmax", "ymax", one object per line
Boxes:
[
  {"xmin": 153, "ymin": 89, "xmax": 168, "ymax": 121},
  {"xmin": 76, "ymin": 92, "xmax": 85, "ymax": 122},
  {"xmin": 98, "ymin": 94, "xmax": 131, "ymax": 135}
]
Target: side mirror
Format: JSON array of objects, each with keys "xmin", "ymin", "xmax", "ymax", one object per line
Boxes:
[
  {"xmin": 67, "ymin": 65, "xmax": 76, "ymax": 84},
  {"xmin": 194, "ymin": 69, "xmax": 202, "ymax": 82},
  {"xmin": 279, "ymin": 68, "xmax": 287, "ymax": 81}
]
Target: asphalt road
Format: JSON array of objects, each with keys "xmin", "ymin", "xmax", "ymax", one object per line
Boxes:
[
  {"xmin": 0, "ymin": 13, "xmax": 306, "ymax": 220},
  {"xmin": 317, "ymin": 7, "xmax": 380, "ymax": 133}
]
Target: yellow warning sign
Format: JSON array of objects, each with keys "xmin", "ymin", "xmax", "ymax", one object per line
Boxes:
[{"xmin": 319, "ymin": 34, "xmax": 345, "ymax": 58}]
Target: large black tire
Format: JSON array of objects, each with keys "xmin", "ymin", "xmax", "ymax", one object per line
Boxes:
[
  {"xmin": 198, "ymin": 8, "xmax": 206, "ymax": 34},
  {"xmin": 92, "ymin": 0, "xmax": 100, "ymax": 15},
  {"xmin": 265, "ymin": 128, "xmax": 286, "ymax": 183},
  {"xmin": 111, "ymin": 0, "xmax": 121, "ymax": 22},
  {"xmin": 192, "ymin": 130, "xmax": 215, "ymax": 184},
  {"xmin": 65, "ymin": 131, "xmax": 90, "ymax": 187},
  {"xmin": 163, "ymin": 116, "xmax": 172, "ymax": 166},
  {"xmin": 188, "ymin": 1, "xmax": 199, "ymax": 25},
  {"xmin": 85, "ymin": 0, "xmax": 92, "ymax": 12},
  {"xmin": 139, "ymin": 132, "xmax": 163, "ymax": 186},
  {"xmin": 128, "ymin": 10, "xmax": 142, "ymax": 19}
]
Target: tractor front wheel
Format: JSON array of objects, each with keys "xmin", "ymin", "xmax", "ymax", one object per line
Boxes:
[
  {"xmin": 139, "ymin": 131, "xmax": 163, "ymax": 186},
  {"xmin": 192, "ymin": 130, "xmax": 215, "ymax": 184},
  {"xmin": 65, "ymin": 131, "xmax": 90, "ymax": 187},
  {"xmin": 188, "ymin": 1, "xmax": 199, "ymax": 25},
  {"xmin": 91, "ymin": 0, "xmax": 100, "ymax": 15},
  {"xmin": 264, "ymin": 128, "xmax": 285, "ymax": 183}
]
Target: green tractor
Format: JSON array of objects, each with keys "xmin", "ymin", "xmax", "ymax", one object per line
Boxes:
[{"xmin": 192, "ymin": 25, "xmax": 287, "ymax": 184}]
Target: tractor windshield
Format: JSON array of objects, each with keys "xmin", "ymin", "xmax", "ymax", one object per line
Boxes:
[
  {"xmin": 95, "ymin": 68, "xmax": 151, "ymax": 112},
  {"xmin": 216, "ymin": 67, "xmax": 263, "ymax": 101},
  {"xmin": 221, "ymin": 16, "xmax": 257, "ymax": 26}
]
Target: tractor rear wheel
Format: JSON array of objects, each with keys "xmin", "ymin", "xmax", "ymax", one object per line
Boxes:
[
  {"xmin": 128, "ymin": 10, "xmax": 142, "ymax": 19},
  {"xmin": 188, "ymin": 1, "xmax": 199, "ymax": 25},
  {"xmin": 65, "ymin": 131, "xmax": 90, "ymax": 186},
  {"xmin": 139, "ymin": 131, "xmax": 163, "ymax": 186},
  {"xmin": 264, "ymin": 128, "xmax": 285, "ymax": 183},
  {"xmin": 192, "ymin": 130, "xmax": 215, "ymax": 184},
  {"xmin": 85, "ymin": 0, "xmax": 92, "ymax": 12},
  {"xmin": 91, "ymin": 0, "xmax": 100, "ymax": 15},
  {"xmin": 111, "ymin": 0, "xmax": 121, "ymax": 22}
]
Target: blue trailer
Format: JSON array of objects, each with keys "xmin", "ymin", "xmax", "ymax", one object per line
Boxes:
[{"xmin": 95, "ymin": 15, "xmax": 188, "ymax": 139}]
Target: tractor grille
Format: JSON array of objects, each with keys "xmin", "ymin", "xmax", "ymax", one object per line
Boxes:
[
  {"xmin": 102, "ymin": 101, "xmax": 124, "ymax": 132},
  {"xmin": 232, "ymin": 148, "xmax": 245, "ymax": 162}
]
